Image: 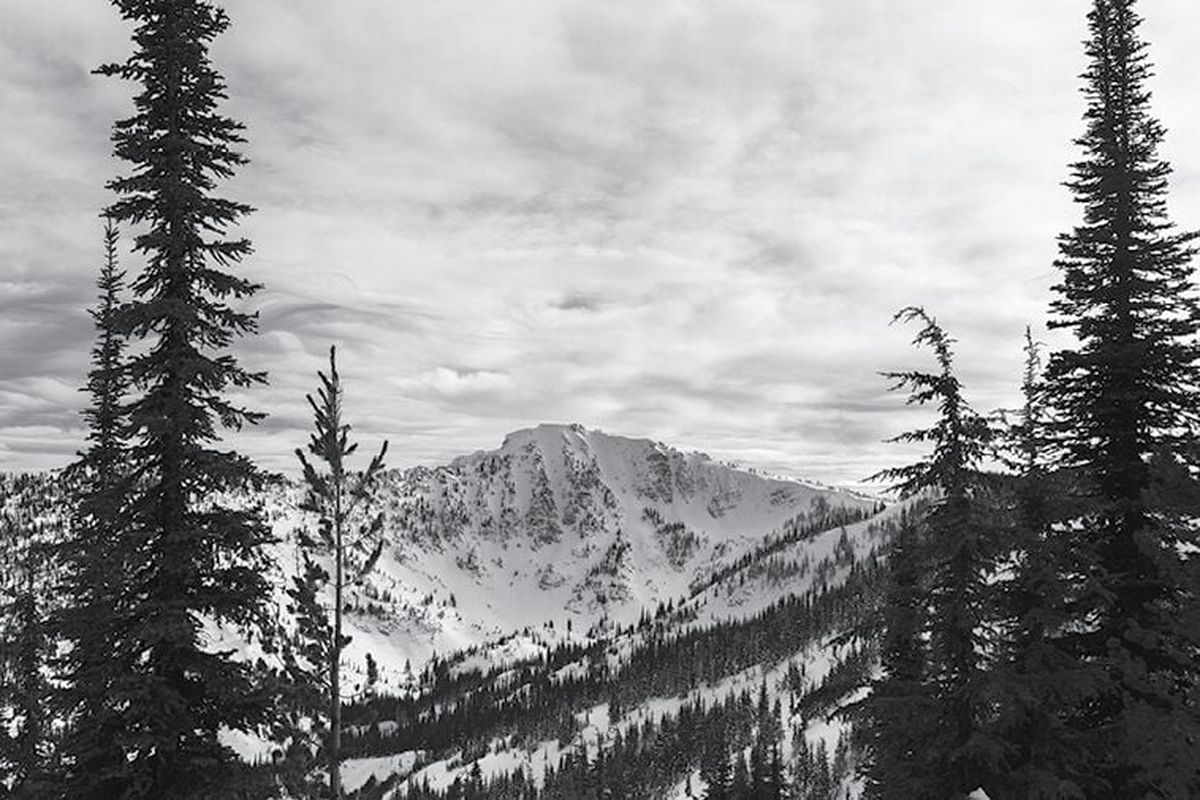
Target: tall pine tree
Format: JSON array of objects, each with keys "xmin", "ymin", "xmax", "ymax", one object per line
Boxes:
[
  {"xmin": 76, "ymin": 2, "xmax": 276, "ymax": 795},
  {"xmin": 1043, "ymin": 0, "xmax": 1200, "ymax": 794}
]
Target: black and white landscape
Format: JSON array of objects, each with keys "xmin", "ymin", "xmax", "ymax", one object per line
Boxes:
[{"xmin": 3, "ymin": 1, "xmax": 1200, "ymax": 798}]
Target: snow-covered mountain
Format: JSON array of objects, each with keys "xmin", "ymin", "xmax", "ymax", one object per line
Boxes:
[
  {"xmin": 2, "ymin": 424, "xmax": 893, "ymax": 798},
  {"xmin": 261, "ymin": 424, "xmax": 891, "ymax": 798},
  {"xmin": 269, "ymin": 423, "xmax": 880, "ymax": 694}
]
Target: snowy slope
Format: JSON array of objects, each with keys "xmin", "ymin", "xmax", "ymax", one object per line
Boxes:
[
  {"xmin": 290, "ymin": 423, "xmax": 879, "ymax": 691},
  {"xmin": 377, "ymin": 502, "xmax": 899, "ymax": 798}
]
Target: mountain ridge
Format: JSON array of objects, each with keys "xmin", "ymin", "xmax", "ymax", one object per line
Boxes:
[{"xmin": 291, "ymin": 423, "xmax": 880, "ymax": 689}]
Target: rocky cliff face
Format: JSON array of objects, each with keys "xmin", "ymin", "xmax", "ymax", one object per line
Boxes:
[{"xmin": 302, "ymin": 423, "xmax": 877, "ymax": 692}]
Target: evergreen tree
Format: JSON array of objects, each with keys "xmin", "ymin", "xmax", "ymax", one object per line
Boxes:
[
  {"xmin": 272, "ymin": 554, "xmax": 334, "ymax": 797},
  {"xmin": 861, "ymin": 509, "xmax": 935, "ymax": 800},
  {"xmin": 730, "ymin": 750, "xmax": 750, "ymax": 799},
  {"xmin": 868, "ymin": 308, "xmax": 1004, "ymax": 797},
  {"xmin": 295, "ymin": 345, "xmax": 389, "ymax": 798},
  {"xmin": 11, "ymin": 582, "xmax": 48, "ymax": 798},
  {"xmin": 750, "ymin": 682, "xmax": 784, "ymax": 799},
  {"xmin": 701, "ymin": 735, "xmax": 731, "ymax": 800},
  {"xmin": 766, "ymin": 739, "xmax": 786, "ymax": 800},
  {"xmin": 366, "ymin": 651, "xmax": 380, "ymax": 694},
  {"xmin": 992, "ymin": 330, "xmax": 1091, "ymax": 798},
  {"xmin": 57, "ymin": 218, "xmax": 134, "ymax": 799},
  {"xmin": 749, "ymin": 713, "xmax": 766, "ymax": 794},
  {"xmin": 82, "ymin": 1, "xmax": 276, "ymax": 794},
  {"xmin": 0, "ymin": 515, "xmax": 54, "ymax": 798},
  {"xmin": 809, "ymin": 739, "xmax": 834, "ymax": 799},
  {"xmin": 1042, "ymin": 0, "xmax": 1200, "ymax": 794},
  {"xmin": 79, "ymin": 218, "xmax": 128, "ymax": 474}
]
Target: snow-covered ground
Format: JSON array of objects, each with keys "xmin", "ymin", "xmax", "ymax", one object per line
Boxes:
[{"xmin": 378, "ymin": 487, "xmax": 901, "ymax": 797}]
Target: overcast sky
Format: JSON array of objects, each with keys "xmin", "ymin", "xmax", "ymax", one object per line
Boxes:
[{"xmin": 3, "ymin": 1, "xmax": 1200, "ymax": 487}]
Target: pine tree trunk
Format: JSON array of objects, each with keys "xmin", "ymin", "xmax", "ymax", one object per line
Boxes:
[{"xmin": 332, "ymin": 486, "xmax": 344, "ymax": 799}]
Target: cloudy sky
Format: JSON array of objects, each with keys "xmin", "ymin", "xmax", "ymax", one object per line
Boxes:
[{"xmin": 3, "ymin": 1, "xmax": 1200, "ymax": 487}]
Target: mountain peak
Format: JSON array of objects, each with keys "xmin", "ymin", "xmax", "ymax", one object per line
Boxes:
[
  {"xmin": 397, "ymin": 423, "xmax": 878, "ymax": 634},
  {"xmin": 498, "ymin": 421, "xmax": 589, "ymax": 449}
]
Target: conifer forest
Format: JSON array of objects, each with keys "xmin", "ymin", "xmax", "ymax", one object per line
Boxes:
[{"xmin": 2, "ymin": 0, "xmax": 1199, "ymax": 797}]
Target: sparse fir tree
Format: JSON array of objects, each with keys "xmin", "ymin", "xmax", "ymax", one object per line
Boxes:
[
  {"xmin": 867, "ymin": 308, "xmax": 1004, "ymax": 797},
  {"xmin": 1041, "ymin": 0, "xmax": 1200, "ymax": 794},
  {"xmin": 295, "ymin": 345, "xmax": 389, "ymax": 798},
  {"xmin": 71, "ymin": 1, "xmax": 277, "ymax": 794}
]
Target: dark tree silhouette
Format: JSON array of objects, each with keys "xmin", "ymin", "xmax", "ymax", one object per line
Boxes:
[
  {"xmin": 0, "ymin": 514, "xmax": 56, "ymax": 797},
  {"xmin": 866, "ymin": 307, "xmax": 1003, "ymax": 797},
  {"xmin": 73, "ymin": 1, "xmax": 277, "ymax": 794},
  {"xmin": 57, "ymin": 218, "xmax": 135, "ymax": 799},
  {"xmin": 1043, "ymin": 0, "xmax": 1200, "ymax": 794},
  {"xmin": 861, "ymin": 508, "xmax": 934, "ymax": 800},
  {"xmin": 991, "ymin": 330, "xmax": 1094, "ymax": 798}
]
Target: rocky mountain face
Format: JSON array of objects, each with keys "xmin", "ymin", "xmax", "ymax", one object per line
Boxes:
[
  {"xmin": 297, "ymin": 424, "xmax": 879, "ymax": 692},
  {"xmin": 318, "ymin": 427, "xmax": 893, "ymax": 797}
]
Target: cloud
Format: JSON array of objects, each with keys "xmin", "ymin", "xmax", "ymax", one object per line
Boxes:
[
  {"xmin": 415, "ymin": 367, "xmax": 516, "ymax": 402},
  {"xmin": 2, "ymin": 1, "xmax": 1200, "ymax": 485}
]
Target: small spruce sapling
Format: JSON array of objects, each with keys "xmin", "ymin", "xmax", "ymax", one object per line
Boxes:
[{"xmin": 365, "ymin": 652, "xmax": 379, "ymax": 694}]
